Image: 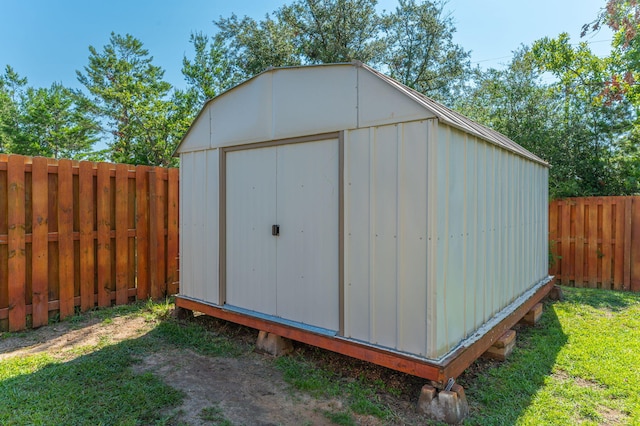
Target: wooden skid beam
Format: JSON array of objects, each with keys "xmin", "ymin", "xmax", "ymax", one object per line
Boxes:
[
  {"xmin": 176, "ymin": 296, "xmax": 445, "ymax": 382},
  {"xmin": 176, "ymin": 278, "xmax": 554, "ymax": 385}
]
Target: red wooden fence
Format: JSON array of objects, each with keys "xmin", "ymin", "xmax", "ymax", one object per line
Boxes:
[
  {"xmin": 0, "ymin": 154, "xmax": 179, "ymax": 331},
  {"xmin": 549, "ymin": 196, "xmax": 640, "ymax": 291}
]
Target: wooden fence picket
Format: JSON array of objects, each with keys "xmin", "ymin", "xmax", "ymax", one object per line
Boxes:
[
  {"xmin": 0, "ymin": 155, "xmax": 180, "ymax": 331},
  {"xmin": 549, "ymin": 196, "xmax": 640, "ymax": 291}
]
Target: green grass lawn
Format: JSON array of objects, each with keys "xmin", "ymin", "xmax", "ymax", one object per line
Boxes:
[
  {"xmin": 461, "ymin": 287, "xmax": 640, "ymax": 425},
  {"xmin": 0, "ymin": 287, "xmax": 638, "ymax": 425}
]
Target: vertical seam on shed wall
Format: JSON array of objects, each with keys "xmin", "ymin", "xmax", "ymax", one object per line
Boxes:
[
  {"xmin": 443, "ymin": 125, "xmax": 450, "ymax": 352},
  {"xmin": 368, "ymin": 126, "xmax": 375, "ymax": 343},
  {"xmin": 426, "ymin": 119, "xmax": 438, "ymax": 358},
  {"xmin": 396, "ymin": 123, "xmax": 402, "ymax": 350},
  {"xmin": 339, "ymin": 131, "xmax": 345, "ymax": 336},
  {"xmin": 462, "ymin": 132, "xmax": 468, "ymax": 337}
]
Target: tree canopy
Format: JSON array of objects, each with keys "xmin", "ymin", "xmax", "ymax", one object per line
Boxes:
[{"xmin": 0, "ymin": 0, "xmax": 638, "ymax": 197}]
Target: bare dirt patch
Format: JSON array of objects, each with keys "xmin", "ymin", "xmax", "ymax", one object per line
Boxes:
[{"xmin": 0, "ymin": 312, "xmax": 428, "ymax": 425}]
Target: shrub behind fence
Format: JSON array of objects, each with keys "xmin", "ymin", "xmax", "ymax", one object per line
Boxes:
[
  {"xmin": 549, "ymin": 196, "xmax": 640, "ymax": 292},
  {"xmin": 0, "ymin": 154, "xmax": 179, "ymax": 331}
]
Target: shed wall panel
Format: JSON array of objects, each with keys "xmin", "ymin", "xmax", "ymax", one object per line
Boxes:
[
  {"xmin": 428, "ymin": 124, "xmax": 550, "ymax": 357},
  {"xmin": 211, "ymin": 75, "xmax": 273, "ymax": 148},
  {"xmin": 204, "ymin": 150, "xmax": 220, "ymax": 304},
  {"xmin": 272, "ymin": 67, "xmax": 357, "ymax": 140},
  {"xmin": 180, "ymin": 109, "xmax": 211, "ymax": 153},
  {"xmin": 371, "ymin": 125, "xmax": 399, "ymax": 348},
  {"xmin": 397, "ymin": 122, "xmax": 429, "ymax": 356},
  {"xmin": 179, "ymin": 150, "xmax": 219, "ymax": 304},
  {"xmin": 344, "ymin": 128, "xmax": 372, "ymax": 342},
  {"xmin": 357, "ymin": 68, "xmax": 433, "ymax": 128},
  {"xmin": 344, "ymin": 121, "xmax": 430, "ymax": 355}
]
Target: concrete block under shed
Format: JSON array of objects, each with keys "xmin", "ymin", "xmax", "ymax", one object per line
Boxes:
[
  {"xmin": 255, "ymin": 331, "xmax": 293, "ymax": 356},
  {"xmin": 519, "ymin": 302, "xmax": 543, "ymax": 326},
  {"xmin": 482, "ymin": 329, "xmax": 516, "ymax": 361}
]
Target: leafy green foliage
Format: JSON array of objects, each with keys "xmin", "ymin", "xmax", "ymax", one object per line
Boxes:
[
  {"xmin": 0, "ymin": 67, "xmax": 98, "ymax": 159},
  {"xmin": 458, "ymin": 38, "xmax": 638, "ymax": 198},
  {"xmin": 382, "ymin": 0, "xmax": 471, "ymax": 102},
  {"xmin": 195, "ymin": 0, "xmax": 469, "ymax": 103},
  {"xmin": 78, "ymin": 32, "xmax": 193, "ymax": 166},
  {"xmin": 279, "ymin": 0, "xmax": 384, "ymax": 64}
]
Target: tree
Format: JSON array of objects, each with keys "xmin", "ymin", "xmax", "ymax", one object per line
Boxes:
[
  {"xmin": 182, "ymin": 32, "xmax": 235, "ymax": 105},
  {"xmin": 78, "ymin": 32, "xmax": 189, "ymax": 166},
  {"xmin": 0, "ymin": 66, "xmax": 27, "ymax": 153},
  {"xmin": 278, "ymin": 0, "xmax": 385, "ymax": 64},
  {"xmin": 213, "ymin": 13, "xmax": 301, "ymax": 82},
  {"xmin": 199, "ymin": 0, "xmax": 469, "ymax": 105},
  {"xmin": 11, "ymin": 83, "xmax": 98, "ymax": 158},
  {"xmin": 382, "ymin": 0, "xmax": 471, "ymax": 102}
]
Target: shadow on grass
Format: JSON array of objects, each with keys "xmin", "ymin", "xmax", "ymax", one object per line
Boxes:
[
  {"xmin": 0, "ymin": 335, "xmax": 184, "ymax": 425},
  {"xmin": 560, "ymin": 286, "xmax": 637, "ymax": 311},
  {"xmin": 0, "ymin": 308, "xmax": 248, "ymax": 426},
  {"xmin": 458, "ymin": 301, "xmax": 568, "ymax": 426}
]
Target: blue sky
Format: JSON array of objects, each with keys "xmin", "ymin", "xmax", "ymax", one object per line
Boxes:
[{"xmin": 0, "ymin": 0, "xmax": 612, "ymax": 91}]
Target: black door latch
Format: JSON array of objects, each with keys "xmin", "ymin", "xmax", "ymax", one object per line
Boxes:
[{"xmin": 272, "ymin": 224, "xmax": 280, "ymax": 236}]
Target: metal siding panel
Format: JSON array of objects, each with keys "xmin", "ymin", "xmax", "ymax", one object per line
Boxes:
[
  {"xmin": 426, "ymin": 120, "xmax": 440, "ymax": 358},
  {"xmin": 434, "ymin": 124, "xmax": 449, "ymax": 356},
  {"xmin": 487, "ymin": 146, "xmax": 500, "ymax": 317},
  {"xmin": 465, "ymin": 136, "xmax": 479, "ymax": 333},
  {"xmin": 276, "ymin": 139, "xmax": 340, "ymax": 331},
  {"xmin": 357, "ymin": 69, "xmax": 433, "ymax": 128},
  {"xmin": 445, "ymin": 129, "xmax": 466, "ymax": 347},
  {"xmin": 179, "ymin": 155, "xmax": 192, "ymax": 298},
  {"xmin": 211, "ymin": 75, "xmax": 273, "ymax": 148},
  {"xmin": 345, "ymin": 129, "xmax": 372, "ymax": 341},
  {"xmin": 371, "ymin": 125, "xmax": 399, "ymax": 348},
  {"xmin": 398, "ymin": 121, "xmax": 428, "ymax": 355},
  {"xmin": 178, "ymin": 109, "xmax": 211, "ymax": 153},
  {"xmin": 192, "ymin": 153, "xmax": 208, "ymax": 301},
  {"xmin": 476, "ymin": 141, "xmax": 488, "ymax": 326},
  {"xmin": 273, "ymin": 67, "xmax": 357, "ymax": 140},
  {"xmin": 226, "ymin": 148, "xmax": 278, "ymax": 314},
  {"xmin": 205, "ymin": 150, "xmax": 220, "ymax": 304}
]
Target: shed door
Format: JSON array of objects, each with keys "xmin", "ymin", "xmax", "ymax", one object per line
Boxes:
[{"xmin": 225, "ymin": 139, "xmax": 339, "ymax": 332}]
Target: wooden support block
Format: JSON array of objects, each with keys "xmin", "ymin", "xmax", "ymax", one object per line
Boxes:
[
  {"xmin": 255, "ymin": 331, "xmax": 293, "ymax": 356},
  {"xmin": 482, "ymin": 330, "xmax": 516, "ymax": 361},
  {"xmin": 548, "ymin": 285, "xmax": 564, "ymax": 301},
  {"xmin": 417, "ymin": 383, "xmax": 469, "ymax": 424},
  {"xmin": 520, "ymin": 302, "xmax": 543, "ymax": 326}
]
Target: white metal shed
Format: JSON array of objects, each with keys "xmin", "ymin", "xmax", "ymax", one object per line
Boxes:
[{"xmin": 174, "ymin": 62, "xmax": 554, "ymax": 382}]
